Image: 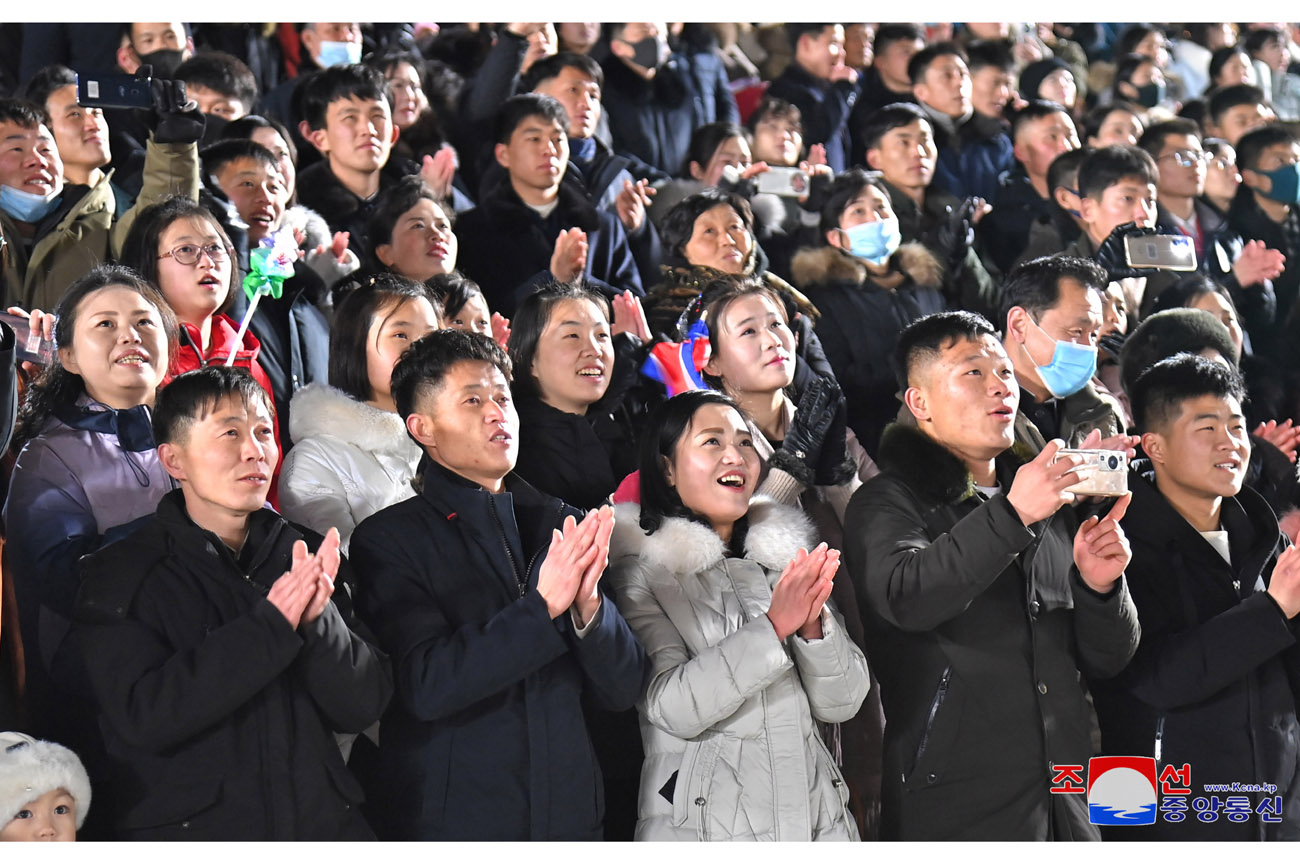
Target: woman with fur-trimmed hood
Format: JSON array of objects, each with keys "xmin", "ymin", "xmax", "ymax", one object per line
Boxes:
[
  {"xmin": 608, "ymin": 391, "xmax": 869, "ymax": 842},
  {"xmin": 793, "ymin": 169, "xmax": 948, "ymax": 458}
]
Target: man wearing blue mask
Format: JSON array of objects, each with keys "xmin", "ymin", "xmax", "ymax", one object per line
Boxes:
[
  {"xmin": 1000, "ymin": 255, "xmax": 1129, "ymax": 452},
  {"xmin": 256, "ymin": 23, "xmax": 363, "ymax": 135}
]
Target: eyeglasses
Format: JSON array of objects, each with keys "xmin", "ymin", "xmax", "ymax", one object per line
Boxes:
[
  {"xmin": 159, "ymin": 243, "xmax": 230, "ymax": 266},
  {"xmin": 1159, "ymin": 150, "xmax": 1209, "ymax": 168},
  {"xmin": 1208, "ymin": 156, "xmax": 1236, "ymax": 172}
]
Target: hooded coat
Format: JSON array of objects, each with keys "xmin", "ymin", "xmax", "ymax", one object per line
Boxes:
[{"xmin": 607, "ymin": 499, "xmax": 869, "ymax": 841}]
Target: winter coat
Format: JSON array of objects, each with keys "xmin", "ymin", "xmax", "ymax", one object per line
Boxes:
[
  {"xmin": 1012, "ymin": 384, "xmax": 1127, "ymax": 453},
  {"xmin": 278, "ymin": 383, "xmax": 423, "ymax": 554},
  {"xmin": 924, "ymin": 106, "xmax": 1017, "ymax": 207},
  {"xmin": 601, "ymin": 53, "xmax": 698, "ymax": 177},
  {"xmin": 978, "ymin": 168, "xmax": 1054, "ymax": 278},
  {"xmin": 295, "ymin": 158, "xmax": 416, "ymax": 263},
  {"xmin": 72, "ymin": 490, "xmax": 393, "ymax": 840},
  {"xmin": 607, "ymin": 499, "xmax": 869, "ymax": 841},
  {"xmin": 843, "ymin": 423, "xmax": 1141, "ymax": 840},
  {"xmin": 348, "ymin": 457, "xmax": 650, "ymax": 840},
  {"xmin": 793, "ymin": 242, "xmax": 947, "ymax": 457},
  {"xmin": 514, "ymin": 396, "xmax": 638, "ymax": 512},
  {"xmin": 0, "ymin": 137, "xmax": 199, "ymax": 312},
  {"xmin": 767, "ymin": 61, "xmax": 858, "ymax": 174},
  {"xmin": 454, "ymin": 170, "xmax": 643, "ymax": 317},
  {"xmin": 1228, "ymin": 190, "xmax": 1300, "ymax": 362},
  {"xmin": 1091, "ymin": 465, "xmax": 1300, "ymax": 840}
]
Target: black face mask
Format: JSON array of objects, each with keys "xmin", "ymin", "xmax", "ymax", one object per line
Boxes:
[
  {"xmin": 627, "ymin": 36, "xmax": 663, "ymax": 70},
  {"xmin": 137, "ymin": 48, "xmax": 185, "ymax": 78}
]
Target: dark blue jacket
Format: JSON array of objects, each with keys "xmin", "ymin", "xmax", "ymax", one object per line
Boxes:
[
  {"xmin": 926, "ymin": 109, "xmax": 1016, "ymax": 206},
  {"xmin": 601, "ymin": 53, "xmax": 697, "ymax": 176},
  {"xmin": 767, "ymin": 61, "xmax": 858, "ymax": 174},
  {"xmin": 349, "ymin": 458, "xmax": 649, "ymax": 841}
]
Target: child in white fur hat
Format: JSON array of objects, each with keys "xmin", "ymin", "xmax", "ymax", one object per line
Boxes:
[{"xmin": 0, "ymin": 732, "xmax": 90, "ymax": 841}]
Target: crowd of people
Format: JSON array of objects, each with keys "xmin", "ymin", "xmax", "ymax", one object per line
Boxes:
[{"xmin": 2, "ymin": 20, "xmax": 1300, "ymax": 843}]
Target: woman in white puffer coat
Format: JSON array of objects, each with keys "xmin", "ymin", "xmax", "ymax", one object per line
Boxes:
[
  {"xmin": 608, "ymin": 390, "xmax": 870, "ymax": 841},
  {"xmin": 279, "ymin": 275, "xmax": 440, "ymax": 553}
]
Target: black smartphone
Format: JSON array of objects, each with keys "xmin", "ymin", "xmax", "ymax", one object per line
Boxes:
[
  {"xmin": 0, "ymin": 312, "xmax": 55, "ymax": 366},
  {"xmin": 76, "ymin": 72, "xmax": 152, "ymax": 109}
]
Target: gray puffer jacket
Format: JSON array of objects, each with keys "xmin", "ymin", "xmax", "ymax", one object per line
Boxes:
[{"xmin": 608, "ymin": 498, "xmax": 869, "ymax": 841}]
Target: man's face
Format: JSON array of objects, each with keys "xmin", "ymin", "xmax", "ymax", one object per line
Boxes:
[
  {"xmin": 1154, "ymin": 132, "xmax": 1207, "ymax": 199},
  {"xmin": 186, "ymin": 85, "xmax": 247, "ymax": 121},
  {"xmin": 1242, "ymin": 140, "xmax": 1300, "ymax": 199},
  {"xmin": 310, "ymin": 96, "xmax": 396, "ymax": 174},
  {"xmin": 1007, "ymin": 279, "xmax": 1103, "ymax": 396},
  {"xmin": 213, "ymin": 157, "xmax": 287, "ymax": 244},
  {"xmin": 1014, "ymin": 111, "xmax": 1079, "ymax": 183},
  {"xmin": 867, "ymin": 118, "xmax": 936, "ymax": 194},
  {"xmin": 906, "ymin": 333, "xmax": 1020, "ymax": 467},
  {"xmin": 301, "ymin": 23, "xmax": 363, "ymax": 65},
  {"xmin": 131, "ymin": 22, "xmax": 187, "ymax": 56},
  {"xmin": 533, "ymin": 66, "xmax": 602, "ymax": 141},
  {"xmin": 970, "ymin": 64, "xmax": 1013, "ymax": 120},
  {"xmin": 844, "ymin": 24, "xmax": 875, "ymax": 69},
  {"xmin": 45, "ymin": 84, "xmax": 110, "ymax": 174},
  {"xmin": 1144, "ymin": 393, "xmax": 1250, "ymax": 503},
  {"xmin": 1081, "ymin": 174, "xmax": 1157, "ymax": 242},
  {"xmin": 495, "ymin": 114, "xmax": 569, "ymax": 194},
  {"xmin": 875, "ymin": 37, "xmax": 926, "ymax": 90},
  {"xmin": 1089, "ymin": 109, "xmax": 1143, "ymax": 148},
  {"xmin": 798, "ymin": 25, "xmax": 846, "ymax": 80},
  {"xmin": 915, "ymin": 54, "xmax": 972, "ymax": 119},
  {"xmin": 408, "ymin": 359, "xmax": 519, "ymax": 492},
  {"xmin": 0, "ymin": 120, "xmax": 64, "ymax": 200},
  {"xmin": 1210, "ymin": 102, "xmax": 1275, "ymax": 147},
  {"xmin": 159, "ymin": 394, "xmax": 279, "ymax": 528}
]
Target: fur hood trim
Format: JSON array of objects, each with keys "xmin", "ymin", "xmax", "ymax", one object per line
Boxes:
[
  {"xmin": 790, "ymin": 242, "xmax": 942, "ymax": 291},
  {"xmin": 611, "ymin": 497, "xmax": 816, "ymax": 575},
  {"xmin": 877, "ymin": 422, "xmax": 1037, "ymax": 505},
  {"xmin": 287, "ymin": 382, "xmax": 411, "ymax": 451},
  {"xmin": 282, "ymin": 204, "xmax": 332, "ymax": 252}
]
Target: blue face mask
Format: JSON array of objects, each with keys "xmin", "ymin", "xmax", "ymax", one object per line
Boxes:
[
  {"xmin": 317, "ymin": 40, "xmax": 362, "ymax": 68},
  {"xmin": 0, "ymin": 185, "xmax": 60, "ymax": 223},
  {"xmin": 1259, "ymin": 162, "xmax": 1300, "ymax": 205},
  {"xmin": 841, "ymin": 216, "xmax": 901, "ymax": 266},
  {"xmin": 1027, "ymin": 318, "xmax": 1097, "ymax": 398}
]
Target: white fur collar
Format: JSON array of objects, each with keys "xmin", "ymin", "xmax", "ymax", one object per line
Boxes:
[
  {"xmin": 612, "ymin": 497, "xmax": 816, "ymax": 575},
  {"xmin": 287, "ymin": 383, "xmax": 413, "ymax": 452}
]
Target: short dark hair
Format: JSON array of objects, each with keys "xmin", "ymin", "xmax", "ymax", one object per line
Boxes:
[
  {"xmin": 390, "ymin": 329, "xmax": 512, "ymax": 424},
  {"xmin": 153, "ymin": 366, "xmax": 273, "ymax": 447},
  {"xmin": 1150, "ymin": 273, "xmax": 1240, "ymax": 320},
  {"xmin": 893, "ymin": 310, "xmax": 998, "ymax": 390},
  {"xmin": 330, "ymin": 274, "xmax": 441, "ymax": 403},
  {"xmin": 1137, "ymin": 118, "xmax": 1202, "ymax": 159},
  {"xmin": 175, "ymin": 51, "xmax": 258, "ymax": 108},
  {"xmin": 426, "ymin": 272, "xmax": 486, "ymax": 322},
  {"xmin": 1048, "ymin": 146, "xmax": 1091, "ymax": 196},
  {"xmin": 787, "ymin": 23, "xmax": 838, "ymax": 47},
  {"xmin": 1118, "ymin": 308, "xmax": 1239, "ymax": 395},
  {"xmin": 908, "ymin": 42, "xmax": 966, "ymax": 86},
  {"xmin": 638, "ymin": 390, "xmax": 746, "ymax": 535},
  {"xmin": 1245, "ymin": 26, "xmax": 1285, "ymax": 57},
  {"xmin": 520, "ymin": 51, "xmax": 604, "ymax": 93},
  {"xmin": 22, "ymin": 65, "xmax": 77, "ymax": 112},
  {"xmin": 660, "ymin": 189, "xmax": 754, "ymax": 266},
  {"xmin": 1209, "ymin": 46, "xmax": 1250, "ymax": 84},
  {"xmin": 507, "ymin": 282, "xmax": 611, "ymax": 404},
  {"xmin": 1077, "ymin": 145, "xmax": 1158, "ymax": 201},
  {"xmin": 873, "ymin": 23, "xmax": 925, "ymax": 54},
  {"xmin": 1117, "ymin": 24, "xmax": 1162, "ymax": 58},
  {"xmin": 493, "ymin": 93, "xmax": 568, "ymax": 145},
  {"xmin": 1011, "ymin": 100, "xmax": 1071, "ymax": 142},
  {"xmin": 1235, "ymin": 123, "xmax": 1299, "ymax": 172},
  {"xmin": 1130, "ymin": 352, "xmax": 1246, "ymax": 435},
  {"xmin": 363, "ymin": 175, "xmax": 450, "ymax": 272},
  {"xmin": 200, "ymin": 138, "xmax": 278, "ymax": 179},
  {"xmin": 1000, "ymin": 255, "xmax": 1108, "ymax": 325},
  {"xmin": 819, "ymin": 167, "xmax": 892, "ymax": 236},
  {"xmin": 858, "ymin": 102, "xmax": 930, "ymax": 154},
  {"xmin": 1114, "ymin": 53, "xmax": 1156, "ymax": 87},
  {"xmin": 965, "ymin": 39, "xmax": 1015, "ymax": 74},
  {"xmin": 1083, "ymin": 102, "xmax": 1143, "ymax": 142},
  {"xmin": 682, "ymin": 121, "xmax": 749, "ymax": 178},
  {"xmin": 118, "ymin": 195, "xmax": 242, "ymax": 317},
  {"xmin": 745, "ymin": 95, "xmax": 802, "ymax": 136},
  {"xmin": 1207, "ymin": 84, "xmax": 1269, "ymax": 126},
  {"xmin": 220, "ymin": 113, "xmax": 296, "ymax": 161},
  {"xmin": 0, "ymin": 97, "xmax": 49, "ymax": 129},
  {"xmin": 299, "ymin": 64, "xmax": 390, "ymax": 132}
]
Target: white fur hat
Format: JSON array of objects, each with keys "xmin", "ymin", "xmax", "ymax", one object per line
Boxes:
[{"xmin": 0, "ymin": 732, "xmax": 91, "ymax": 829}]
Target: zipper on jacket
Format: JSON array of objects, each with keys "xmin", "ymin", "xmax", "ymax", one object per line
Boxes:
[
  {"xmin": 487, "ymin": 496, "xmax": 527, "ymax": 598},
  {"xmin": 915, "ymin": 666, "xmax": 951, "ymax": 765},
  {"xmin": 1154, "ymin": 716, "xmax": 1164, "ymax": 763}
]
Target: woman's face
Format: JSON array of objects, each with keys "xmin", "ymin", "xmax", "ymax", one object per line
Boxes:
[
  {"xmin": 1091, "ymin": 109, "xmax": 1144, "ymax": 148},
  {"xmin": 1190, "ymin": 292, "xmax": 1245, "ymax": 360},
  {"xmin": 445, "ymin": 292, "xmax": 492, "ymax": 335},
  {"xmin": 1216, "ymin": 50, "xmax": 1257, "ymax": 87},
  {"xmin": 683, "ymin": 204, "xmax": 753, "ymax": 274},
  {"xmin": 386, "ymin": 61, "xmax": 428, "ymax": 130},
  {"xmin": 529, "ymin": 297, "xmax": 614, "ymax": 415},
  {"xmin": 751, "ymin": 113, "xmax": 802, "ymax": 167},
  {"xmin": 365, "ymin": 295, "xmax": 440, "ymax": 408},
  {"xmin": 376, "ymin": 197, "xmax": 457, "ymax": 281},
  {"xmin": 155, "ymin": 217, "xmax": 231, "ymax": 326},
  {"xmin": 1205, "ymin": 144, "xmax": 1242, "ymax": 202},
  {"xmin": 691, "ymin": 135, "xmax": 751, "ymax": 187},
  {"xmin": 59, "ymin": 286, "xmax": 169, "ymax": 410},
  {"xmin": 666, "ymin": 402, "xmax": 760, "ymax": 538},
  {"xmin": 249, "ymin": 126, "xmax": 296, "ymax": 199},
  {"xmin": 837, "ymin": 183, "xmax": 895, "ymax": 231},
  {"xmin": 1039, "ymin": 68, "xmax": 1077, "ymax": 107},
  {"xmin": 703, "ymin": 293, "xmax": 795, "ymax": 396}
]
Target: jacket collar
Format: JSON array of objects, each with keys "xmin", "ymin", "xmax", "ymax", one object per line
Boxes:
[
  {"xmin": 155, "ymin": 488, "xmax": 288, "ymax": 577},
  {"xmin": 877, "ymin": 422, "xmax": 1035, "ymax": 506},
  {"xmin": 54, "ymin": 396, "xmax": 155, "ymax": 452},
  {"xmin": 479, "ymin": 169, "xmax": 599, "ymax": 232},
  {"xmin": 789, "ymin": 242, "xmax": 943, "ymax": 290},
  {"xmin": 286, "ymin": 382, "xmax": 417, "ymax": 453},
  {"xmin": 179, "ymin": 313, "xmax": 261, "ymax": 365},
  {"xmin": 413, "ymin": 452, "xmax": 554, "ymax": 514}
]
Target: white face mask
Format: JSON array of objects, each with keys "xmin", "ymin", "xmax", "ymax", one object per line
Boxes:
[
  {"xmin": 0, "ymin": 184, "xmax": 60, "ymax": 223},
  {"xmin": 317, "ymin": 40, "xmax": 362, "ymax": 68}
]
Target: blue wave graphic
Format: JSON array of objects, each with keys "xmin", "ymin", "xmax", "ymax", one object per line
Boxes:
[{"xmin": 1089, "ymin": 803, "xmax": 1157, "ymax": 825}]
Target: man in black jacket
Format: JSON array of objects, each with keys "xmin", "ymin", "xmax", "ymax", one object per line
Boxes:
[
  {"xmin": 348, "ymin": 330, "xmax": 648, "ymax": 840},
  {"xmin": 768, "ymin": 23, "xmax": 859, "ymax": 174},
  {"xmin": 844, "ymin": 310, "xmax": 1140, "ymax": 840},
  {"xmin": 72, "ymin": 366, "xmax": 392, "ymax": 840},
  {"xmin": 1092, "ymin": 354, "xmax": 1300, "ymax": 840}
]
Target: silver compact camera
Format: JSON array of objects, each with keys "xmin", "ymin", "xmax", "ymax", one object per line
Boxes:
[{"xmin": 1053, "ymin": 449, "xmax": 1128, "ymax": 497}]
